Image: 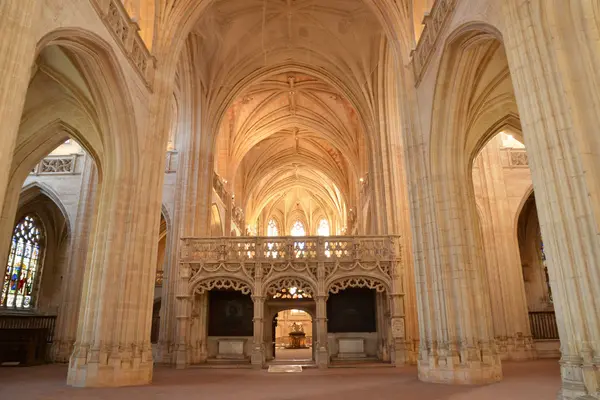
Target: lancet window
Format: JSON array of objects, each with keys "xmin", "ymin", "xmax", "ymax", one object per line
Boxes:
[
  {"xmin": 1, "ymin": 215, "xmax": 45, "ymax": 309},
  {"xmin": 290, "ymin": 220, "xmax": 305, "ymax": 236},
  {"xmin": 267, "ymin": 219, "xmax": 279, "ymax": 236},
  {"xmin": 317, "ymin": 219, "xmax": 330, "ymax": 236}
]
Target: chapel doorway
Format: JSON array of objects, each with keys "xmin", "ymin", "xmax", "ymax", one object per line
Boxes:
[
  {"xmin": 273, "ymin": 309, "xmax": 313, "ymax": 361},
  {"xmin": 265, "ymin": 286, "xmax": 316, "ymax": 364}
]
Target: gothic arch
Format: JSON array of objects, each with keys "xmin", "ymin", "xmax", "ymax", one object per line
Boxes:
[
  {"xmin": 263, "ymin": 275, "xmax": 317, "ymax": 299},
  {"xmin": 19, "ymin": 182, "xmax": 72, "ymax": 237},
  {"xmin": 35, "ymin": 28, "xmax": 140, "ymax": 181},
  {"xmin": 326, "ymin": 274, "xmax": 390, "ymax": 295},
  {"xmin": 190, "ymin": 276, "xmax": 253, "ymax": 296},
  {"xmin": 513, "ymin": 184, "xmax": 535, "ymax": 235}
]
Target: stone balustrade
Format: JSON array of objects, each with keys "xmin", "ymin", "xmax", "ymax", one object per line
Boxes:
[
  {"xmin": 179, "ymin": 235, "xmax": 402, "ymax": 297},
  {"xmin": 411, "ymin": 0, "xmax": 457, "ymax": 85},
  {"xmin": 155, "ymin": 270, "xmax": 164, "ymax": 287},
  {"xmin": 90, "ymin": 0, "xmax": 155, "ymax": 88},
  {"xmin": 212, "ymin": 172, "xmax": 229, "ymax": 204},
  {"xmin": 30, "ymin": 154, "xmax": 82, "ymax": 175}
]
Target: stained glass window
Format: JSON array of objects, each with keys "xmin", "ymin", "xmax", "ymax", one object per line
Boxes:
[
  {"xmin": 317, "ymin": 219, "xmax": 330, "ymax": 236},
  {"xmin": 1, "ymin": 215, "xmax": 45, "ymax": 309},
  {"xmin": 267, "ymin": 219, "xmax": 278, "ymax": 237},
  {"xmin": 290, "ymin": 220, "xmax": 305, "ymax": 236},
  {"xmin": 540, "ymin": 237, "xmax": 553, "ymax": 303},
  {"xmin": 272, "ymin": 287, "xmax": 312, "ymax": 300}
]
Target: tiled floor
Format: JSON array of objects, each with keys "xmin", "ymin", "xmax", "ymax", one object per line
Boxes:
[{"xmin": 0, "ymin": 360, "xmax": 561, "ymax": 400}]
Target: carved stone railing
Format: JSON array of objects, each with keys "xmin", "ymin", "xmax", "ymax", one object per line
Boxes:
[
  {"xmin": 179, "ymin": 235, "xmax": 402, "ymax": 298},
  {"xmin": 30, "ymin": 154, "xmax": 81, "ymax": 175},
  {"xmin": 411, "ymin": 0, "xmax": 457, "ymax": 85},
  {"xmin": 155, "ymin": 271, "xmax": 164, "ymax": 287},
  {"xmin": 90, "ymin": 0, "xmax": 155, "ymax": 88},
  {"xmin": 212, "ymin": 173, "xmax": 229, "ymax": 204},
  {"xmin": 504, "ymin": 149, "xmax": 529, "ymax": 168},
  {"xmin": 232, "ymin": 205, "xmax": 245, "ymax": 232}
]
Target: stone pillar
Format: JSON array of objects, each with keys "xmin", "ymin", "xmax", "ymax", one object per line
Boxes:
[
  {"xmin": 400, "ymin": 53, "xmax": 502, "ymax": 385},
  {"xmin": 175, "ymin": 263, "xmax": 191, "ymax": 369},
  {"xmin": 199, "ymin": 292, "xmax": 208, "ymax": 362},
  {"xmin": 0, "ymin": 0, "xmax": 39, "ymax": 214},
  {"xmin": 502, "ymin": 2, "xmax": 600, "ymax": 398},
  {"xmin": 473, "ymin": 139, "xmax": 535, "ymax": 361},
  {"xmin": 188, "ymin": 293, "xmax": 207, "ymax": 364},
  {"xmin": 315, "ymin": 294, "xmax": 329, "ymax": 368},
  {"xmin": 251, "ymin": 295, "xmax": 265, "ymax": 368},
  {"xmin": 53, "ymin": 156, "xmax": 98, "ymax": 362}
]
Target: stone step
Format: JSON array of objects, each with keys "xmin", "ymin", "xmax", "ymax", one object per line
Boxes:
[{"xmin": 267, "ymin": 364, "xmax": 303, "ymax": 373}]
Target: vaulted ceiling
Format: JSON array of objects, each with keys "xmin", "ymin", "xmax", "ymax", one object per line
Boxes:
[{"xmin": 187, "ymin": 0, "xmax": 386, "ymax": 232}]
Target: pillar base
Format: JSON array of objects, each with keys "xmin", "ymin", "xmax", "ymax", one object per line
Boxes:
[
  {"xmin": 557, "ymin": 356, "xmax": 600, "ymax": 400},
  {"xmin": 251, "ymin": 346, "xmax": 265, "ymax": 369},
  {"xmin": 418, "ymin": 361, "xmax": 502, "ymax": 385},
  {"xmin": 51, "ymin": 339, "xmax": 75, "ymax": 363},
  {"xmin": 316, "ymin": 347, "xmax": 329, "ymax": 369},
  {"xmin": 67, "ymin": 358, "xmax": 153, "ymax": 387},
  {"xmin": 496, "ymin": 335, "xmax": 536, "ymax": 361}
]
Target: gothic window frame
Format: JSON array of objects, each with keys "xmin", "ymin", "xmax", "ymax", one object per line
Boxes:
[
  {"xmin": 316, "ymin": 218, "xmax": 330, "ymax": 236},
  {"xmin": 1, "ymin": 214, "xmax": 46, "ymax": 310},
  {"xmin": 290, "ymin": 220, "xmax": 306, "ymax": 237},
  {"xmin": 267, "ymin": 218, "xmax": 279, "ymax": 237}
]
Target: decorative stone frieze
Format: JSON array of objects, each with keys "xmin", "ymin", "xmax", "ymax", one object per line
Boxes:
[
  {"xmin": 90, "ymin": 0, "xmax": 155, "ymax": 87},
  {"xmin": 411, "ymin": 0, "xmax": 458, "ymax": 85},
  {"xmin": 30, "ymin": 155, "xmax": 80, "ymax": 175}
]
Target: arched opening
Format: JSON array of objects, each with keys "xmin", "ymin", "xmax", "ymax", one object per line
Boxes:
[
  {"xmin": 265, "ymin": 278, "xmax": 317, "ymax": 364},
  {"xmin": 516, "ymin": 192, "xmax": 559, "ymax": 358},
  {"xmin": 273, "ymin": 308, "xmax": 313, "ymax": 362},
  {"xmin": 471, "ymin": 129, "xmax": 536, "ymax": 361},
  {"xmin": 0, "ymin": 28, "xmax": 144, "ymax": 386}
]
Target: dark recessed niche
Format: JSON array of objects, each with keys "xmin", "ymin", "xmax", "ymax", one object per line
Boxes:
[
  {"xmin": 208, "ymin": 289, "xmax": 254, "ymax": 337},
  {"xmin": 327, "ymin": 287, "xmax": 376, "ymax": 333}
]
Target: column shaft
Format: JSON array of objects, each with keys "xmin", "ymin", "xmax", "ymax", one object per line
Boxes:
[{"xmin": 502, "ymin": 1, "xmax": 600, "ymax": 398}]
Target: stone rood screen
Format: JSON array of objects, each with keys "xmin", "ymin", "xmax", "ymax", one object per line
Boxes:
[{"xmin": 176, "ymin": 235, "xmax": 405, "ymax": 369}]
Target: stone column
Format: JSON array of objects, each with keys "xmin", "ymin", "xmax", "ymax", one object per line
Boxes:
[
  {"xmin": 0, "ymin": 1, "xmax": 39, "ymax": 214},
  {"xmin": 175, "ymin": 263, "xmax": 191, "ymax": 369},
  {"xmin": 502, "ymin": 2, "xmax": 600, "ymax": 398},
  {"xmin": 198, "ymin": 292, "xmax": 208, "ymax": 362},
  {"xmin": 53, "ymin": 156, "xmax": 98, "ymax": 362},
  {"xmin": 389, "ymin": 259, "xmax": 408, "ymax": 367},
  {"xmin": 399, "ymin": 43, "xmax": 502, "ymax": 386},
  {"xmin": 251, "ymin": 295, "xmax": 265, "ymax": 368},
  {"xmin": 473, "ymin": 139, "xmax": 535, "ymax": 361},
  {"xmin": 315, "ymin": 294, "xmax": 329, "ymax": 368},
  {"xmin": 315, "ymin": 241, "xmax": 329, "ymax": 368}
]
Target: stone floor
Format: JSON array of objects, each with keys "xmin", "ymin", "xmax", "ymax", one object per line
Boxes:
[
  {"xmin": 0, "ymin": 360, "xmax": 560, "ymax": 399},
  {"xmin": 275, "ymin": 347, "xmax": 313, "ymax": 360}
]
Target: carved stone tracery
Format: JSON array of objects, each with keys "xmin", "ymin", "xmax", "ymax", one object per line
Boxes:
[
  {"xmin": 265, "ymin": 277, "xmax": 315, "ymax": 298},
  {"xmin": 192, "ymin": 277, "xmax": 252, "ymax": 295},
  {"xmin": 328, "ymin": 276, "xmax": 388, "ymax": 294}
]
